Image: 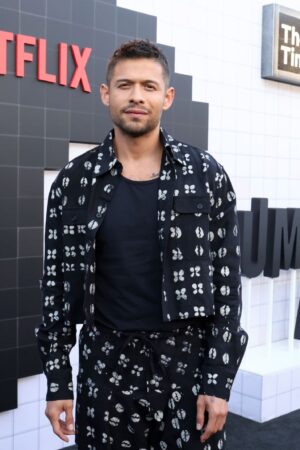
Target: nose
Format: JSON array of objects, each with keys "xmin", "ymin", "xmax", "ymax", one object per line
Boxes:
[{"xmin": 129, "ymin": 84, "xmax": 145, "ymax": 103}]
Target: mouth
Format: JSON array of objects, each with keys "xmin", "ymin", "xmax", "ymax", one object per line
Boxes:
[{"xmin": 124, "ymin": 108, "xmax": 148, "ymax": 116}]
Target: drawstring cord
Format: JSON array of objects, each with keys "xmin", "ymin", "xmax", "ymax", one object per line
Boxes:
[
  {"xmin": 116, "ymin": 331, "xmax": 167, "ymax": 378},
  {"xmin": 105, "ymin": 330, "xmax": 168, "ymax": 449}
]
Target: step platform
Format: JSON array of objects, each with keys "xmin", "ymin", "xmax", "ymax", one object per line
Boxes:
[{"xmin": 229, "ymin": 339, "xmax": 300, "ymax": 422}]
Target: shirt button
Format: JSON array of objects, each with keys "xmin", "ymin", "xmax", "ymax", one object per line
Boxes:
[{"xmin": 197, "ymin": 202, "xmax": 203, "ymax": 209}]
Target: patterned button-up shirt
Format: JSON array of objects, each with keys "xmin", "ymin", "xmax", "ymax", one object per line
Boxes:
[{"xmin": 35, "ymin": 128, "xmax": 248, "ymax": 402}]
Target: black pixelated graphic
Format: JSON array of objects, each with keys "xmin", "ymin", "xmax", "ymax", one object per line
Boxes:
[{"xmin": 0, "ymin": 0, "xmax": 208, "ymax": 413}]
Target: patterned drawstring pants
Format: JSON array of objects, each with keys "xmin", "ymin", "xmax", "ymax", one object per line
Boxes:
[{"xmin": 74, "ymin": 320, "xmax": 227, "ymax": 450}]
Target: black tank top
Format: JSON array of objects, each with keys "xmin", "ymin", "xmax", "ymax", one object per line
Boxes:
[{"xmin": 94, "ymin": 173, "xmax": 200, "ymax": 331}]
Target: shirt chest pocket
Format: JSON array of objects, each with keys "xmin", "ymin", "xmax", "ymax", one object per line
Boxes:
[
  {"xmin": 171, "ymin": 195, "xmax": 211, "ymax": 260},
  {"xmin": 173, "ymin": 195, "xmax": 211, "ymax": 214}
]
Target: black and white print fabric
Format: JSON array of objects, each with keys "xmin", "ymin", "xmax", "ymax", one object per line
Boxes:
[
  {"xmin": 34, "ymin": 128, "xmax": 248, "ymax": 402},
  {"xmin": 75, "ymin": 320, "xmax": 227, "ymax": 450}
]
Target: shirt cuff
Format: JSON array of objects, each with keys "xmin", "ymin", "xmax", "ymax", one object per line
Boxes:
[
  {"xmin": 45, "ymin": 371, "xmax": 74, "ymax": 401},
  {"xmin": 199, "ymin": 366, "xmax": 236, "ymax": 401}
]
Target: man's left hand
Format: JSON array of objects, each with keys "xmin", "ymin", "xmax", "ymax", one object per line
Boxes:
[{"xmin": 196, "ymin": 394, "xmax": 228, "ymax": 443}]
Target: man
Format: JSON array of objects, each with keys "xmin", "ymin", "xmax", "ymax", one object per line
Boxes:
[{"xmin": 35, "ymin": 40, "xmax": 248, "ymax": 449}]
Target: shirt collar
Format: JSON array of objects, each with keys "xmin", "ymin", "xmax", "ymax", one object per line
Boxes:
[
  {"xmin": 159, "ymin": 127, "xmax": 187, "ymax": 167},
  {"xmin": 92, "ymin": 128, "xmax": 187, "ymax": 178}
]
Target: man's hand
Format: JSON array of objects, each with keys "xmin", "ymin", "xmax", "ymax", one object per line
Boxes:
[
  {"xmin": 45, "ymin": 400, "xmax": 76, "ymax": 443},
  {"xmin": 196, "ymin": 394, "xmax": 228, "ymax": 443}
]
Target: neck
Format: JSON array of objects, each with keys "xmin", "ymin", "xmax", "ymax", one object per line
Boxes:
[{"xmin": 113, "ymin": 126, "xmax": 162, "ymax": 163}]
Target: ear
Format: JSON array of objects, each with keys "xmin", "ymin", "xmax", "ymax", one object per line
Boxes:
[
  {"xmin": 162, "ymin": 86, "xmax": 175, "ymax": 112},
  {"xmin": 100, "ymin": 83, "xmax": 110, "ymax": 106}
]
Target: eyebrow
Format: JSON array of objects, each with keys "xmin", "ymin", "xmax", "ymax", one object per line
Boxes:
[{"xmin": 115, "ymin": 78, "xmax": 160, "ymax": 86}]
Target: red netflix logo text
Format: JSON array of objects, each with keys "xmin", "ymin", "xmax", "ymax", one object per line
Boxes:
[{"xmin": 0, "ymin": 30, "xmax": 92, "ymax": 93}]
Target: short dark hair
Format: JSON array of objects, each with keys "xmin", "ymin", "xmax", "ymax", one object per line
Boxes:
[{"xmin": 106, "ymin": 39, "xmax": 170, "ymax": 86}]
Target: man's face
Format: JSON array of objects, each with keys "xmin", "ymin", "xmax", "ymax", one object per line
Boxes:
[{"xmin": 100, "ymin": 58, "xmax": 174, "ymax": 138}]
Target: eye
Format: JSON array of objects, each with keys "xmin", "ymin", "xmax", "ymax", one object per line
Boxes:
[
  {"xmin": 145, "ymin": 84, "xmax": 156, "ymax": 90},
  {"xmin": 118, "ymin": 82, "xmax": 130, "ymax": 89}
]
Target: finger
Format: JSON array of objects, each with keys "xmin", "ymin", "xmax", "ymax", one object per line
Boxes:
[
  {"xmin": 216, "ymin": 411, "xmax": 228, "ymax": 432},
  {"xmin": 51, "ymin": 418, "xmax": 69, "ymax": 443},
  {"xmin": 213, "ymin": 403, "xmax": 228, "ymax": 432},
  {"xmin": 58, "ymin": 419, "xmax": 76, "ymax": 435},
  {"xmin": 196, "ymin": 395, "xmax": 206, "ymax": 430},
  {"xmin": 214, "ymin": 416, "xmax": 225, "ymax": 433},
  {"xmin": 65, "ymin": 405, "xmax": 75, "ymax": 432},
  {"xmin": 200, "ymin": 413, "xmax": 217, "ymax": 443}
]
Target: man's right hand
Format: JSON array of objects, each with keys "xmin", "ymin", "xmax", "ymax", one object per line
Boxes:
[{"xmin": 45, "ymin": 399, "xmax": 77, "ymax": 443}]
